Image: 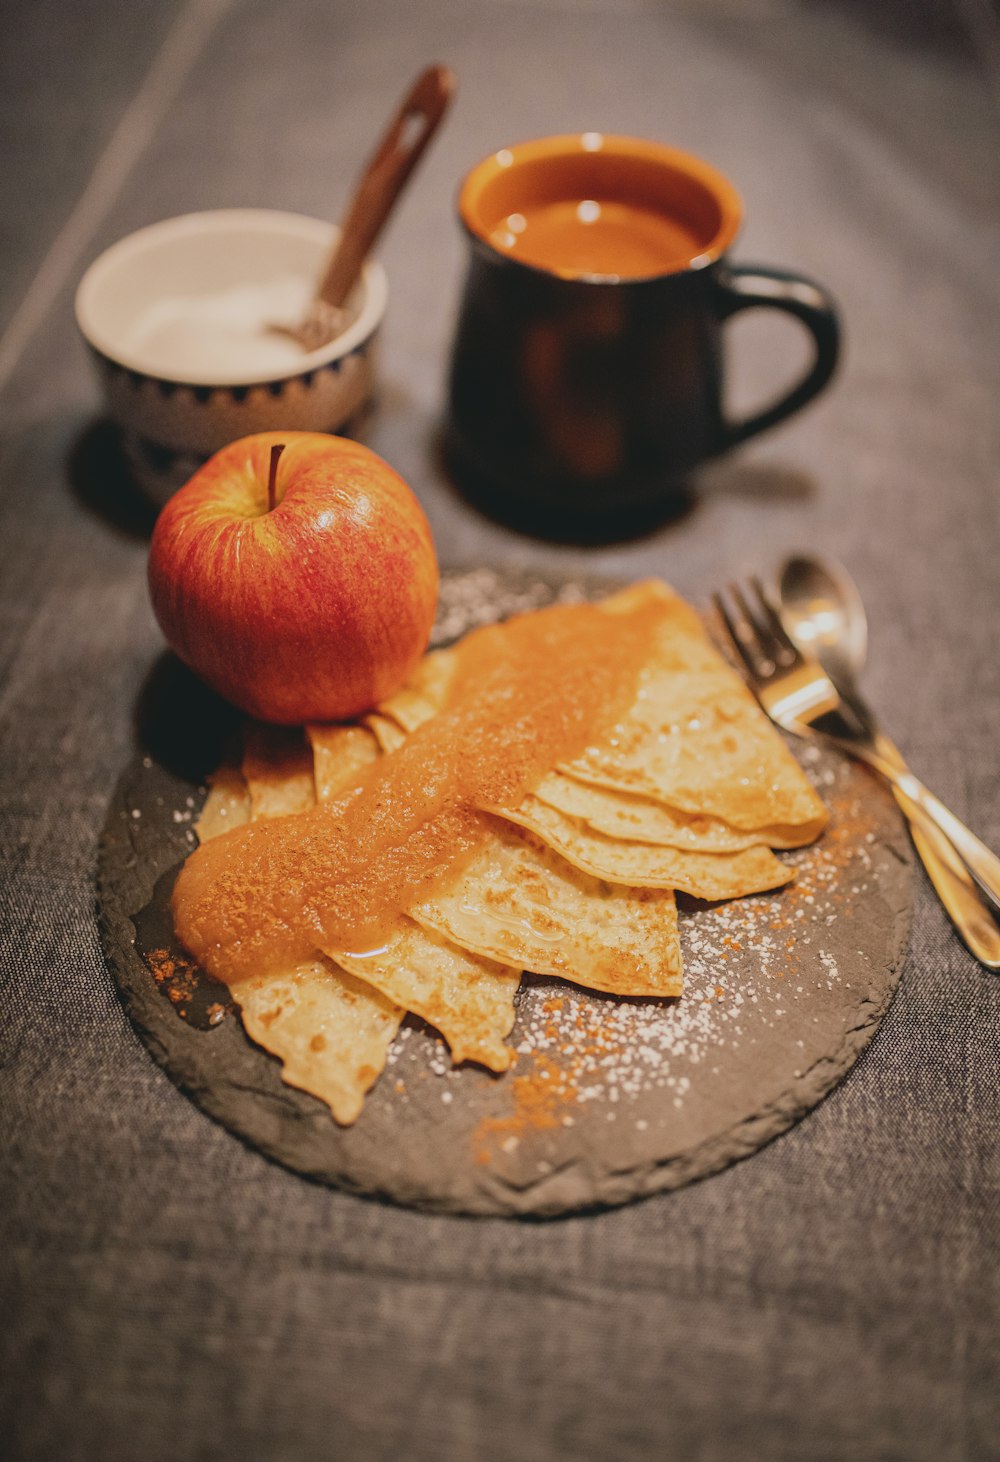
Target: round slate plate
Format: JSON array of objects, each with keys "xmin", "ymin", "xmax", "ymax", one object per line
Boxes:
[{"xmin": 98, "ymin": 567, "xmax": 913, "ymax": 1217}]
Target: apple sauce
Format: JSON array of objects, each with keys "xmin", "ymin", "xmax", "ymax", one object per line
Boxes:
[{"xmin": 171, "ymin": 595, "xmax": 665, "ymax": 984}]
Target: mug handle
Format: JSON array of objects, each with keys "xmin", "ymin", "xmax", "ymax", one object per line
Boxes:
[{"xmin": 716, "ymin": 265, "xmax": 841, "ymax": 447}]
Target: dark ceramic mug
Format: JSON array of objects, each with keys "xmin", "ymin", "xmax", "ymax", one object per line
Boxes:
[{"xmin": 447, "ymin": 134, "xmax": 840, "ymax": 521}]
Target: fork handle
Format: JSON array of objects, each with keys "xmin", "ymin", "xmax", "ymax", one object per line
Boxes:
[
  {"xmin": 866, "ymin": 735, "xmax": 1000, "ymax": 921},
  {"xmin": 905, "ymin": 813, "xmax": 1000, "ymax": 969},
  {"xmin": 883, "ymin": 755, "xmax": 1000, "ymax": 967}
]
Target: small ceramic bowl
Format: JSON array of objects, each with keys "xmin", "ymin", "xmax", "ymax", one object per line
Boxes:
[{"xmin": 75, "ymin": 209, "xmax": 388, "ymax": 501}]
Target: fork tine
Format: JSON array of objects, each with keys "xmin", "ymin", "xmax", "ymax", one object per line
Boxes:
[
  {"xmin": 748, "ymin": 575, "xmax": 801, "ymax": 665},
  {"xmin": 727, "ymin": 577, "xmax": 791, "ymax": 672},
  {"xmin": 727, "ymin": 580, "xmax": 779, "ymax": 675},
  {"xmin": 712, "ymin": 590, "xmax": 761, "ymax": 679}
]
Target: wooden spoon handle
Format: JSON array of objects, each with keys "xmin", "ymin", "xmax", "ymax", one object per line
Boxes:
[{"xmin": 317, "ymin": 63, "xmax": 456, "ymax": 310}]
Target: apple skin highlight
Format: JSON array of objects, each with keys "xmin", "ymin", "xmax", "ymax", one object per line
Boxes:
[{"xmin": 148, "ymin": 431, "xmax": 439, "ymax": 724}]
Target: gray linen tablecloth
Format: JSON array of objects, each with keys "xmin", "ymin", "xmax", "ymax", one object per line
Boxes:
[{"xmin": 2, "ymin": 1, "xmax": 998, "ymax": 1458}]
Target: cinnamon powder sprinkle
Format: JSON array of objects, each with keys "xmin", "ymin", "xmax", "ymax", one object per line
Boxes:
[
  {"xmin": 147, "ymin": 946, "xmax": 198, "ymax": 1006},
  {"xmin": 144, "ymin": 946, "xmax": 233, "ymax": 1027},
  {"xmin": 471, "ymin": 752, "xmax": 881, "ymax": 1164}
]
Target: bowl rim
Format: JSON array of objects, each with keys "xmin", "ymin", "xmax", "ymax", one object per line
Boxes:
[{"xmin": 74, "ymin": 208, "xmax": 388, "ymax": 388}]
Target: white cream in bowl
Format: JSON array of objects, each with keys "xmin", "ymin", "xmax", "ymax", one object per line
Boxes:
[{"xmin": 75, "ymin": 209, "xmax": 387, "ymax": 499}]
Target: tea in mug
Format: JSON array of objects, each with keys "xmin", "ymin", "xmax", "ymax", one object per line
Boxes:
[{"xmin": 487, "ymin": 198, "xmax": 702, "ymax": 280}]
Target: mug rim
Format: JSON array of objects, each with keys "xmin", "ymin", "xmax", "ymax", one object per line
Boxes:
[
  {"xmin": 458, "ymin": 133, "xmax": 744, "ymax": 280},
  {"xmin": 74, "ymin": 208, "xmax": 388, "ymax": 388}
]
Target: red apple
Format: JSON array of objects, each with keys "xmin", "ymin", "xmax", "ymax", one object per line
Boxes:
[{"xmin": 147, "ymin": 431, "xmax": 439, "ymax": 724}]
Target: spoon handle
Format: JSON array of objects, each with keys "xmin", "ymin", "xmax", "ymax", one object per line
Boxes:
[
  {"xmin": 318, "ymin": 64, "xmax": 456, "ymax": 310},
  {"xmin": 869, "ymin": 732, "xmax": 1000, "ymax": 940},
  {"xmin": 906, "ymin": 814, "xmax": 1000, "ymax": 969},
  {"xmin": 881, "ymin": 743, "xmax": 1000, "ymax": 967}
]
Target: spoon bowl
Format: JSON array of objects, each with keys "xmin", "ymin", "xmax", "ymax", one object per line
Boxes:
[
  {"xmin": 777, "ymin": 553, "xmax": 868, "ymax": 685},
  {"xmin": 774, "ymin": 551, "xmax": 1000, "ymax": 968}
]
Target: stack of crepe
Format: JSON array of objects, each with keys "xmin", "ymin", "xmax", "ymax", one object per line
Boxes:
[{"xmin": 191, "ymin": 582, "xmax": 828, "ymax": 1124}]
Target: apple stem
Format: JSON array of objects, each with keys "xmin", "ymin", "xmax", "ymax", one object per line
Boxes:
[{"xmin": 267, "ymin": 443, "xmax": 285, "ymax": 513}]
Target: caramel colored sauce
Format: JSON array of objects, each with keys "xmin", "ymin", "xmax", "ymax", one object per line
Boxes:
[
  {"xmin": 172, "ymin": 596, "xmax": 666, "ymax": 986},
  {"xmin": 490, "ymin": 199, "xmax": 701, "ymax": 279}
]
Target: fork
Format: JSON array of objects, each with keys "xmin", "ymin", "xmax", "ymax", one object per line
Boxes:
[{"xmin": 713, "ymin": 576, "xmax": 1000, "ymax": 961}]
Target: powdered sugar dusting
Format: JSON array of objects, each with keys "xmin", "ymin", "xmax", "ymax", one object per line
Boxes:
[
  {"xmin": 110, "ymin": 566, "xmax": 911, "ymax": 1214},
  {"xmin": 369, "ymin": 571, "xmax": 896, "ymax": 1157}
]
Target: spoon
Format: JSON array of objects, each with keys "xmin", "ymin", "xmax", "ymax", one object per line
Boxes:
[
  {"xmin": 272, "ymin": 63, "xmax": 456, "ymax": 352},
  {"xmin": 777, "ymin": 554, "xmax": 1000, "ymax": 969}
]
